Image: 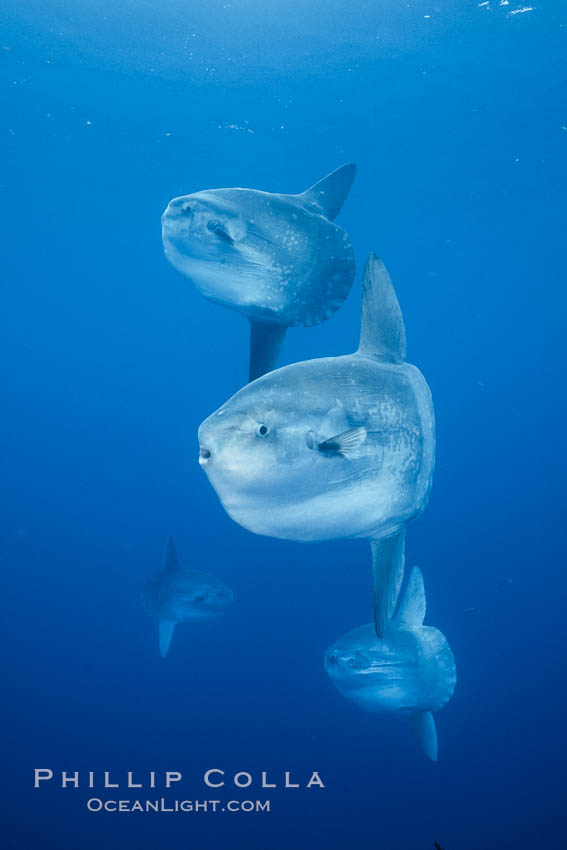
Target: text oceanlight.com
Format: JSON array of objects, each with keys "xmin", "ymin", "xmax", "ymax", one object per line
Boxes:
[{"xmin": 86, "ymin": 798, "xmax": 271, "ymax": 813}]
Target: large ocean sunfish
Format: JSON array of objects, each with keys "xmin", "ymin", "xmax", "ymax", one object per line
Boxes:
[
  {"xmin": 198, "ymin": 255, "xmax": 435, "ymax": 636},
  {"xmin": 324, "ymin": 568, "xmax": 456, "ymax": 761},
  {"xmin": 143, "ymin": 538, "xmax": 233, "ymax": 657},
  {"xmin": 161, "ymin": 165, "xmax": 356, "ymax": 381}
]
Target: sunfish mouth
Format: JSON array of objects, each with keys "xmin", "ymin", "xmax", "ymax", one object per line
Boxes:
[{"xmin": 199, "ymin": 447, "xmax": 212, "ymax": 466}]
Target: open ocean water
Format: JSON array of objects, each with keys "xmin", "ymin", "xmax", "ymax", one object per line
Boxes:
[{"xmin": 1, "ymin": 1, "xmax": 566, "ymax": 848}]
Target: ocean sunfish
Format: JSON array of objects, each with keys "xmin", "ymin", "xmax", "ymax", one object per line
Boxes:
[
  {"xmin": 324, "ymin": 567, "xmax": 456, "ymax": 761},
  {"xmin": 198, "ymin": 254, "xmax": 435, "ymax": 636},
  {"xmin": 161, "ymin": 165, "xmax": 356, "ymax": 381},
  {"xmin": 143, "ymin": 537, "xmax": 234, "ymax": 657}
]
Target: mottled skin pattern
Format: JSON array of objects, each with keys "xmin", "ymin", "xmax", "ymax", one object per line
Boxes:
[
  {"xmin": 143, "ymin": 569, "xmax": 233, "ymax": 624},
  {"xmin": 324, "ymin": 621, "xmax": 456, "ymax": 717},
  {"xmin": 198, "ymin": 353, "xmax": 434, "ymax": 543},
  {"xmin": 161, "ymin": 187, "xmax": 354, "ymax": 327}
]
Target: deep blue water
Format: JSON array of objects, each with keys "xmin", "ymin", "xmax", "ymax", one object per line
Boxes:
[{"xmin": 1, "ymin": 1, "xmax": 566, "ymax": 848}]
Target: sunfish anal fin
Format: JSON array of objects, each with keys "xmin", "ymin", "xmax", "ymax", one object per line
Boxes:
[
  {"xmin": 316, "ymin": 426, "xmax": 367, "ymax": 457},
  {"xmin": 164, "ymin": 537, "xmax": 181, "ymax": 572},
  {"xmin": 298, "ymin": 163, "xmax": 356, "ymax": 221},
  {"xmin": 249, "ymin": 320, "xmax": 286, "ymax": 382},
  {"xmin": 159, "ymin": 620, "xmax": 176, "ymax": 658},
  {"xmin": 371, "ymin": 529, "xmax": 406, "ymax": 637},
  {"xmin": 395, "ymin": 566, "xmax": 426, "ymax": 630},
  {"xmin": 358, "ymin": 254, "xmax": 406, "ymax": 363},
  {"xmin": 410, "ymin": 710, "xmax": 438, "ymax": 761}
]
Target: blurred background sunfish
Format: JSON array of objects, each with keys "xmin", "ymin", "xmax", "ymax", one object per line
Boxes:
[
  {"xmin": 198, "ymin": 255, "xmax": 435, "ymax": 636},
  {"xmin": 142, "ymin": 537, "xmax": 233, "ymax": 657},
  {"xmin": 161, "ymin": 164, "xmax": 356, "ymax": 380},
  {"xmin": 324, "ymin": 568, "xmax": 456, "ymax": 761}
]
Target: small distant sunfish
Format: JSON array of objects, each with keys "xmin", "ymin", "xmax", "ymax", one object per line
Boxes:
[
  {"xmin": 324, "ymin": 568, "xmax": 456, "ymax": 761},
  {"xmin": 143, "ymin": 537, "xmax": 233, "ymax": 657},
  {"xmin": 198, "ymin": 254, "xmax": 435, "ymax": 636},
  {"xmin": 496, "ymin": 577, "xmax": 514, "ymax": 589},
  {"xmin": 161, "ymin": 165, "xmax": 356, "ymax": 380}
]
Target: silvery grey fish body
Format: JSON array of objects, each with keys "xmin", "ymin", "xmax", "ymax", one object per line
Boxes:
[
  {"xmin": 161, "ymin": 165, "xmax": 356, "ymax": 380},
  {"xmin": 143, "ymin": 538, "xmax": 233, "ymax": 657},
  {"xmin": 198, "ymin": 255, "xmax": 435, "ymax": 636},
  {"xmin": 324, "ymin": 568, "xmax": 456, "ymax": 761}
]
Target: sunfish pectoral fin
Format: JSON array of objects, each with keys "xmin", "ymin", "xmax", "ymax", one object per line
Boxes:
[
  {"xmin": 164, "ymin": 537, "xmax": 181, "ymax": 572},
  {"xmin": 159, "ymin": 620, "xmax": 176, "ymax": 658},
  {"xmin": 317, "ymin": 427, "xmax": 367, "ymax": 457},
  {"xmin": 358, "ymin": 254, "xmax": 406, "ymax": 363},
  {"xmin": 371, "ymin": 529, "xmax": 405, "ymax": 637},
  {"xmin": 298, "ymin": 163, "xmax": 356, "ymax": 220},
  {"xmin": 410, "ymin": 710, "xmax": 438, "ymax": 761},
  {"xmin": 395, "ymin": 566, "xmax": 426, "ymax": 630},
  {"xmin": 249, "ymin": 320, "xmax": 287, "ymax": 382}
]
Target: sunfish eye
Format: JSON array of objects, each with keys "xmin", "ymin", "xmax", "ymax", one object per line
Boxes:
[
  {"xmin": 327, "ymin": 653, "xmax": 338, "ymax": 666},
  {"xmin": 182, "ymin": 205, "xmax": 192, "ymax": 216},
  {"xmin": 257, "ymin": 424, "xmax": 269, "ymax": 436}
]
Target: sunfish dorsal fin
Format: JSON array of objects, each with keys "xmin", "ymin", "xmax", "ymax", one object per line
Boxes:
[
  {"xmin": 164, "ymin": 537, "xmax": 181, "ymax": 572},
  {"xmin": 358, "ymin": 254, "xmax": 406, "ymax": 363},
  {"xmin": 298, "ymin": 163, "xmax": 356, "ymax": 220},
  {"xmin": 410, "ymin": 710, "xmax": 438, "ymax": 761},
  {"xmin": 395, "ymin": 566, "xmax": 426, "ymax": 629},
  {"xmin": 159, "ymin": 620, "xmax": 176, "ymax": 658},
  {"xmin": 249, "ymin": 320, "xmax": 287, "ymax": 382},
  {"xmin": 371, "ymin": 528, "xmax": 405, "ymax": 638}
]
